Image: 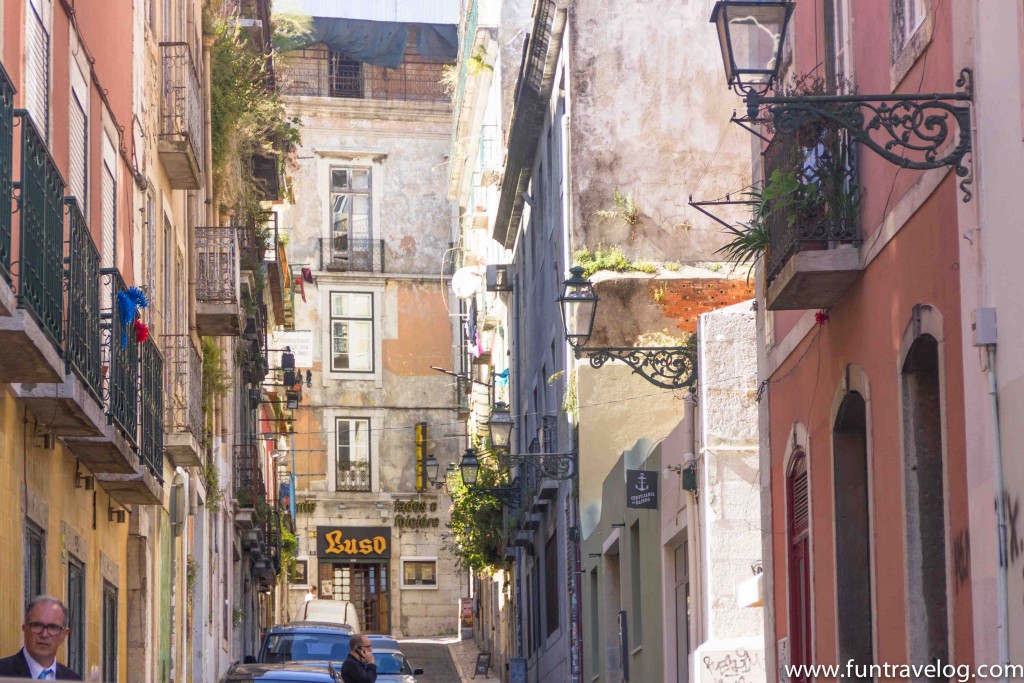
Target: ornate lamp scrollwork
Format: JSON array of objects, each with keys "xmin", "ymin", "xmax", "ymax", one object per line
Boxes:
[{"xmin": 581, "ymin": 346, "xmax": 697, "ymax": 391}]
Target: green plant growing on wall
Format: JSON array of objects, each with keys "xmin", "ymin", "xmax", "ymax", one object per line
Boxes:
[
  {"xmin": 232, "ymin": 607, "xmax": 243, "ymax": 629},
  {"xmin": 466, "ymin": 45, "xmax": 492, "ymax": 75},
  {"xmin": 203, "ymin": 460, "xmax": 224, "ymax": 512},
  {"xmin": 446, "ymin": 458, "xmax": 506, "ymax": 573},
  {"xmin": 651, "ymin": 284, "xmax": 667, "ymax": 303},
  {"xmin": 281, "ymin": 526, "xmax": 298, "ymax": 577},
  {"xmin": 595, "ymin": 190, "xmax": 641, "ymax": 227},
  {"xmin": 440, "ymin": 64, "xmax": 460, "ymax": 100},
  {"xmin": 561, "ymin": 369, "xmax": 578, "ymax": 420},
  {"xmin": 573, "ymin": 245, "xmax": 658, "ymax": 278},
  {"xmin": 664, "ymin": 261, "xmax": 682, "ymax": 271},
  {"xmin": 207, "ymin": 8, "xmax": 301, "ymax": 222},
  {"xmin": 201, "ymin": 338, "xmax": 231, "ymax": 441}
]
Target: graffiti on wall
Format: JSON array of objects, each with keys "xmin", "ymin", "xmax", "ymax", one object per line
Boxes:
[
  {"xmin": 997, "ymin": 490, "xmax": 1024, "ymax": 606},
  {"xmin": 700, "ymin": 649, "xmax": 765, "ymax": 683},
  {"xmin": 952, "ymin": 528, "xmax": 970, "ymax": 596}
]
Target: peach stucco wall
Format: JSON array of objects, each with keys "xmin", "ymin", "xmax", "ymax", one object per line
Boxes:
[{"xmin": 768, "ymin": 174, "xmax": 973, "ymax": 669}]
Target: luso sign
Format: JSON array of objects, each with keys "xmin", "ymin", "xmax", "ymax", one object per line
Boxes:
[{"xmin": 316, "ymin": 526, "xmax": 391, "ymax": 558}]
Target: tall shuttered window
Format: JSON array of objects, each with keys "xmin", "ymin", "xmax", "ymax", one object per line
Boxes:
[
  {"xmin": 545, "ymin": 531, "xmax": 560, "ymax": 637},
  {"xmin": 24, "ymin": 0, "xmax": 51, "ymax": 139},
  {"xmin": 67, "ymin": 556, "xmax": 85, "ymax": 675},
  {"xmin": 102, "ymin": 582, "xmax": 118, "ymax": 682},
  {"xmin": 787, "ymin": 451, "xmax": 812, "ymax": 681},
  {"xmin": 68, "ymin": 92, "xmax": 88, "ymax": 211},
  {"xmin": 23, "ymin": 523, "xmax": 45, "ymax": 609}
]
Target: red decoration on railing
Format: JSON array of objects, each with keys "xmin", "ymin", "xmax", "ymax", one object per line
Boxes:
[{"xmin": 135, "ymin": 319, "xmax": 150, "ymax": 343}]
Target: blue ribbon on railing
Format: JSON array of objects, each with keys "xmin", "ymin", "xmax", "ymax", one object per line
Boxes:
[{"xmin": 117, "ymin": 286, "xmax": 149, "ymax": 348}]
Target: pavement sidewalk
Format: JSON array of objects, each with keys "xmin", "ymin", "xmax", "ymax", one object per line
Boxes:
[{"xmin": 447, "ymin": 637, "xmax": 500, "ymax": 683}]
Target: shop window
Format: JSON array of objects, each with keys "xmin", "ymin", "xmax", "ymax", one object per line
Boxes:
[{"xmin": 400, "ymin": 558, "xmax": 438, "ymax": 589}]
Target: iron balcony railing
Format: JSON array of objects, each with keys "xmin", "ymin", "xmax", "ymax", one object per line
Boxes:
[
  {"xmin": 277, "ymin": 47, "xmax": 450, "ymax": 103},
  {"xmin": 336, "ymin": 462, "xmax": 370, "ymax": 492},
  {"xmin": 15, "ymin": 110, "xmax": 66, "ymax": 348},
  {"xmin": 102, "ymin": 269, "xmax": 139, "ymax": 446},
  {"xmin": 764, "ymin": 125, "xmax": 861, "ymax": 284},
  {"xmin": 0, "ymin": 63, "xmax": 14, "ymax": 281},
  {"xmin": 234, "ymin": 442, "xmax": 265, "ymax": 505},
  {"xmin": 140, "ymin": 338, "xmax": 165, "ymax": 475},
  {"xmin": 196, "ymin": 226, "xmax": 240, "ymax": 304},
  {"xmin": 159, "ymin": 42, "xmax": 203, "ymax": 163},
  {"xmin": 163, "ymin": 334, "xmax": 204, "ymax": 446},
  {"xmin": 65, "ymin": 200, "xmax": 102, "ymax": 401},
  {"xmin": 319, "ymin": 237, "xmax": 385, "ymax": 273}
]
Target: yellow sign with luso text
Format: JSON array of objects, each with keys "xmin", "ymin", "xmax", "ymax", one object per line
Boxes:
[{"xmin": 316, "ymin": 526, "xmax": 390, "ymax": 558}]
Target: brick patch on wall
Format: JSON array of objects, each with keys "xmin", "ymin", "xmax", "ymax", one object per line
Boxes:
[{"xmin": 651, "ymin": 279, "xmax": 755, "ymax": 333}]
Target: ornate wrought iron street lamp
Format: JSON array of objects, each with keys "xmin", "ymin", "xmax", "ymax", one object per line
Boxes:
[
  {"xmin": 710, "ymin": 0, "xmax": 974, "ymax": 200},
  {"xmin": 458, "ymin": 447, "xmax": 521, "ymax": 507},
  {"xmin": 424, "ymin": 454, "xmax": 440, "ymax": 485},
  {"xmin": 557, "ymin": 267, "xmax": 697, "ymax": 390},
  {"xmin": 485, "ymin": 402, "xmax": 514, "ymax": 452}
]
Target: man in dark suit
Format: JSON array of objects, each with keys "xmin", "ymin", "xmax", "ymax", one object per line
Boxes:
[
  {"xmin": 340, "ymin": 634, "xmax": 376, "ymax": 683},
  {"xmin": 0, "ymin": 596, "xmax": 81, "ymax": 680}
]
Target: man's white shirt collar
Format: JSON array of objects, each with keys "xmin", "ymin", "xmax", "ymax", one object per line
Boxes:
[{"xmin": 23, "ymin": 649, "xmax": 56, "ymax": 679}]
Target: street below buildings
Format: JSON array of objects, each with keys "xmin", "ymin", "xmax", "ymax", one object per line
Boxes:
[{"xmin": 394, "ymin": 639, "xmax": 461, "ymax": 683}]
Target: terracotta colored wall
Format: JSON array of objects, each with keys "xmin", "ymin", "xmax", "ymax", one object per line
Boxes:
[
  {"xmin": 769, "ymin": 175, "xmax": 972, "ymax": 667},
  {"xmin": 382, "ymin": 283, "xmax": 452, "ymax": 375}
]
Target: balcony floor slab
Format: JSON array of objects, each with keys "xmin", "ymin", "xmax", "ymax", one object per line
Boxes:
[
  {"xmin": 158, "ymin": 138, "xmax": 202, "ymax": 190},
  {"xmin": 767, "ymin": 246, "xmax": 862, "ymax": 311},
  {"xmin": 97, "ymin": 467, "xmax": 163, "ymax": 506},
  {"xmin": 12, "ymin": 377, "xmax": 104, "ymax": 437},
  {"xmin": 0, "ymin": 310, "xmax": 65, "ymax": 383},
  {"xmin": 196, "ymin": 304, "xmax": 242, "ymax": 336},
  {"xmin": 64, "ymin": 425, "xmax": 139, "ymax": 474},
  {"xmin": 165, "ymin": 431, "xmax": 203, "ymax": 468}
]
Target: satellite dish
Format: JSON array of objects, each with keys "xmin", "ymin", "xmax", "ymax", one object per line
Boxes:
[{"xmin": 451, "ymin": 266, "xmax": 484, "ymax": 299}]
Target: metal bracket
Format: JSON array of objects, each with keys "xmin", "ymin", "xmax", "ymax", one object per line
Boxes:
[
  {"xmin": 745, "ymin": 68, "xmax": 974, "ymax": 201},
  {"xmin": 502, "ymin": 451, "xmax": 576, "ymax": 480},
  {"xmin": 576, "ymin": 345, "xmax": 697, "ymax": 390}
]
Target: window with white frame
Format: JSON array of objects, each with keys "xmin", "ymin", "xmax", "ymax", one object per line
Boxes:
[
  {"xmin": 825, "ymin": 0, "xmax": 854, "ymax": 92},
  {"xmin": 328, "ymin": 167, "xmax": 372, "ymax": 263},
  {"xmin": 893, "ymin": 0, "xmax": 925, "ymax": 54},
  {"xmin": 401, "ymin": 558, "xmax": 438, "ymax": 589},
  {"xmin": 330, "ymin": 292, "xmax": 374, "ymax": 372},
  {"xmin": 335, "ymin": 417, "xmax": 370, "ymax": 491},
  {"xmin": 24, "ymin": 0, "xmax": 52, "ymax": 138}
]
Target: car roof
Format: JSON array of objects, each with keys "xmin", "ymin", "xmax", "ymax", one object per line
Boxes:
[
  {"xmin": 226, "ymin": 661, "xmax": 339, "ymax": 681},
  {"xmin": 266, "ymin": 622, "xmax": 355, "ymax": 634}
]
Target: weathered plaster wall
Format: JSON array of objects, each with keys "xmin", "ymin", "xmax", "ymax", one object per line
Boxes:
[
  {"xmin": 697, "ymin": 302, "xmax": 762, "ymax": 648},
  {"xmin": 953, "ymin": 0, "xmax": 1024, "ymax": 665},
  {"xmin": 568, "ymin": 0, "xmax": 751, "ymax": 262},
  {"xmin": 578, "ymin": 364, "xmax": 683, "ymax": 540}
]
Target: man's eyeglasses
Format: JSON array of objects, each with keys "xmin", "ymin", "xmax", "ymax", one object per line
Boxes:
[{"xmin": 27, "ymin": 622, "xmax": 66, "ymax": 636}]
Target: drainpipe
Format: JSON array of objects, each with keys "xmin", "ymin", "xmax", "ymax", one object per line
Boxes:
[{"xmin": 986, "ymin": 344, "xmax": 1010, "ymax": 682}]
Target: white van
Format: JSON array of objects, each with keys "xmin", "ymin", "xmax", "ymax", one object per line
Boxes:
[{"xmin": 300, "ymin": 599, "xmax": 362, "ymax": 633}]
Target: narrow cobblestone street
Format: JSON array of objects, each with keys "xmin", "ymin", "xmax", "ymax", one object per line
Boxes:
[{"xmin": 395, "ymin": 638, "xmax": 462, "ymax": 683}]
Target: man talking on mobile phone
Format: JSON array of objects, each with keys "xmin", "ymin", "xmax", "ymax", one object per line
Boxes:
[{"xmin": 340, "ymin": 634, "xmax": 376, "ymax": 683}]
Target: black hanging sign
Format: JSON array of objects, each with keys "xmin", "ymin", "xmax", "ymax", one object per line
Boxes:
[
  {"xmin": 626, "ymin": 469, "xmax": 658, "ymax": 509},
  {"xmin": 316, "ymin": 526, "xmax": 391, "ymax": 558}
]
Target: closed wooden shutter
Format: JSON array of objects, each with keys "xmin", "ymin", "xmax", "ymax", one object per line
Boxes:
[
  {"xmin": 24, "ymin": 1, "xmax": 50, "ymax": 137},
  {"xmin": 68, "ymin": 94, "xmax": 87, "ymax": 210},
  {"xmin": 787, "ymin": 451, "xmax": 812, "ymax": 678}
]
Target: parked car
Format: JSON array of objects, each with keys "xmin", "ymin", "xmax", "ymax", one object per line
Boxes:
[
  {"xmin": 221, "ymin": 662, "xmax": 342, "ymax": 682},
  {"xmin": 373, "ymin": 647, "xmax": 423, "ymax": 683},
  {"xmin": 300, "ymin": 599, "xmax": 362, "ymax": 632},
  {"xmin": 254, "ymin": 622, "xmax": 354, "ymax": 664}
]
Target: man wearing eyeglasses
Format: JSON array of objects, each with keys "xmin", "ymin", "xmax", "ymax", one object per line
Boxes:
[
  {"xmin": 340, "ymin": 634, "xmax": 376, "ymax": 683},
  {"xmin": 0, "ymin": 596, "xmax": 80, "ymax": 679}
]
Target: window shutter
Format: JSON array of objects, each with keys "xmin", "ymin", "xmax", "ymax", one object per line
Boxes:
[
  {"xmin": 24, "ymin": 2, "xmax": 50, "ymax": 137},
  {"xmin": 68, "ymin": 95, "xmax": 87, "ymax": 211}
]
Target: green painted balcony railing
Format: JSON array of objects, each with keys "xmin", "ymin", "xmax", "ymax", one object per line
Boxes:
[
  {"xmin": 0, "ymin": 63, "xmax": 14, "ymax": 282},
  {"xmin": 65, "ymin": 199, "xmax": 102, "ymax": 402},
  {"xmin": 15, "ymin": 110, "xmax": 66, "ymax": 348},
  {"xmin": 140, "ymin": 338, "xmax": 165, "ymax": 476},
  {"xmin": 103, "ymin": 269, "xmax": 140, "ymax": 447}
]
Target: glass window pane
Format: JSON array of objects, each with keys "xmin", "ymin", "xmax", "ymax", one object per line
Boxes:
[
  {"xmin": 348, "ymin": 322, "xmax": 372, "ymax": 370},
  {"xmin": 331, "ymin": 294, "xmax": 345, "ymax": 317},
  {"xmin": 352, "ymin": 420, "xmax": 368, "ymax": 462},
  {"xmin": 351, "ymin": 168, "xmax": 370, "ymax": 190},
  {"xmin": 331, "ymin": 169, "xmax": 349, "ymax": 191},
  {"xmin": 349, "ymin": 293, "xmax": 372, "ymax": 318}
]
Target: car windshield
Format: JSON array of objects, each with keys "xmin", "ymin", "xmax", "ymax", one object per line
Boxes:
[
  {"xmin": 375, "ymin": 653, "xmax": 412, "ymax": 675},
  {"xmin": 261, "ymin": 633, "xmax": 351, "ymax": 663}
]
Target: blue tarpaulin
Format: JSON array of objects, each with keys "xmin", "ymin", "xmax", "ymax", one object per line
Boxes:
[{"xmin": 279, "ymin": 17, "xmax": 457, "ymax": 68}]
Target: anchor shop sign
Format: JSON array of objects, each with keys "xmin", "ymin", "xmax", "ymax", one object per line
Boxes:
[{"xmin": 626, "ymin": 470, "xmax": 658, "ymax": 509}]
